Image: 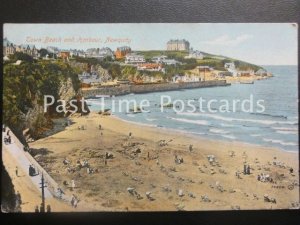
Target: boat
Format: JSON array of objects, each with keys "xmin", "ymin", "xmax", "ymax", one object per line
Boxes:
[
  {"xmin": 129, "ymin": 106, "xmax": 142, "ymax": 114},
  {"xmin": 240, "ymin": 80, "xmax": 254, "ymax": 84}
]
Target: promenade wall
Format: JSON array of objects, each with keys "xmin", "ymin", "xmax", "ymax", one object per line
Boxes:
[{"xmin": 82, "ymin": 80, "xmax": 230, "ymax": 98}]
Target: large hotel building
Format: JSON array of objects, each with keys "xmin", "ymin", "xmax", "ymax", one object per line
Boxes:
[{"xmin": 166, "ymin": 39, "xmax": 190, "ymax": 51}]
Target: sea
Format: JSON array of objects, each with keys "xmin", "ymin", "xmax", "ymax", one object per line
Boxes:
[{"xmin": 87, "ymin": 65, "xmax": 299, "ymax": 152}]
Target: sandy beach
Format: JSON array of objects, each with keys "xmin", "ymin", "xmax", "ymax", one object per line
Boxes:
[{"xmin": 28, "ymin": 112, "xmax": 299, "ymax": 211}]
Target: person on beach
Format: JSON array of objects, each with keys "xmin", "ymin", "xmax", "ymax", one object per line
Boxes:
[
  {"xmin": 4, "ymin": 137, "xmax": 8, "ymax": 145},
  {"xmin": 246, "ymin": 165, "xmax": 251, "ymax": 175},
  {"xmin": 15, "ymin": 166, "xmax": 18, "ymax": 177},
  {"xmin": 71, "ymin": 195, "xmax": 78, "ymax": 208},
  {"xmin": 7, "ymin": 135, "xmax": 11, "ymax": 144},
  {"xmin": 189, "ymin": 145, "xmax": 193, "ymax": 152},
  {"xmin": 243, "ymin": 164, "xmax": 247, "ymax": 175},
  {"xmin": 71, "ymin": 180, "xmax": 75, "ymax": 191},
  {"xmin": 99, "ymin": 124, "xmax": 102, "ymax": 130},
  {"xmin": 29, "ymin": 165, "xmax": 32, "ymax": 176},
  {"xmin": 57, "ymin": 188, "xmax": 63, "ymax": 199},
  {"xmin": 129, "ymin": 132, "xmax": 132, "ymax": 138}
]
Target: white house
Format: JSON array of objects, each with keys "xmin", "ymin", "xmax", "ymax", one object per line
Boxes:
[
  {"xmin": 185, "ymin": 50, "xmax": 204, "ymax": 59},
  {"xmin": 152, "ymin": 55, "xmax": 178, "ymax": 65},
  {"xmin": 172, "ymin": 74, "xmax": 200, "ymax": 83},
  {"xmin": 125, "ymin": 54, "xmax": 145, "ymax": 64},
  {"xmin": 78, "ymin": 71, "xmax": 102, "ymax": 84},
  {"xmin": 152, "ymin": 55, "xmax": 167, "ymax": 63},
  {"xmin": 224, "ymin": 62, "xmax": 237, "ymax": 77},
  {"xmin": 172, "ymin": 74, "xmax": 186, "ymax": 83}
]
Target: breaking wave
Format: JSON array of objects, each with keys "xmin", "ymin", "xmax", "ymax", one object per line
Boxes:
[
  {"xmin": 177, "ymin": 112, "xmax": 297, "ymax": 125},
  {"xmin": 167, "ymin": 117, "xmax": 209, "ymax": 126},
  {"xmin": 262, "ymin": 138, "xmax": 298, "ymax": 146}
]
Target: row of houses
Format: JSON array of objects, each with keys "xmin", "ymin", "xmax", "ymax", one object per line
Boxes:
[
  {"xmin": 3, "ymin": 38, "xmax": 39, "ymax": 58},
  {"xmin": 4, "ymin": 37, "xmax": 204, "ymax": 62},
  {"xmin": 124, "ymin": 54, "xmax": 183, "ymax": 72}
]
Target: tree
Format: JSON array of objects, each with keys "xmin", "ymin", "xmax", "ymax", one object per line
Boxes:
[
  {"xmin": 39, "ymin": 48, "xmax": 49, "ymax": 58},
  {"xmin": 109, "ymin": 64, "xmax": 121, "ymax": 80},
  {"xmin": 10, "ymin": 52, "xmax": 34, "ymax": 63}
]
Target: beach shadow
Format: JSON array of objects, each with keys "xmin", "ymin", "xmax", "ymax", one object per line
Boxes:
[{"xmin": 29, "ymin": 148, "xmax": 53, "ymax": 157}]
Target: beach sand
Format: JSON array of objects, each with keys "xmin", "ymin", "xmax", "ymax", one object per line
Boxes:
[{"xmin": 28, "ymin": 112, "xmax": 299, "ymax": 211}]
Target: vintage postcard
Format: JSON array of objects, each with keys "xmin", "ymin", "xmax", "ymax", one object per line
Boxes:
[{"xmin": 2, "ymin": 23, "xmax": 299, "ymax": 212}]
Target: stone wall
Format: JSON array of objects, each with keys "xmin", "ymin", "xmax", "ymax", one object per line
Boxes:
[{"xmin": 82, "ymin": 80, "xmax": 230, "ymax": 98}]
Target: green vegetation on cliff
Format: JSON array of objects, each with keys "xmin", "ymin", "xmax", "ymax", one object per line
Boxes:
[
  {"xmin": 137, "ymin": 50, "xmax": 263, "ymax": 71},
  {"xmin": 3, "ymin": 56, "xmax": 81, "ymax": 141}
]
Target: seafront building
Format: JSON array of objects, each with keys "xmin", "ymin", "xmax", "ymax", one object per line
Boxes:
[
  {"xmin": 224, "ymin": 62, "xmax": 238, "ymax": 77},
  {"xmin": 172, "ymin": 74, "xmax": 201, "ymax": 83},
  {"xmin": 166, "ymin": 39, "xmax": 190, "ymax": 51}
]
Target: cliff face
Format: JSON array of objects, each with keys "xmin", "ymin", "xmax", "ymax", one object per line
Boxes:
[
  {"xmin": 3, "ymin": 61, "xmax": 86, "ymax": 144},
  {"xmin": 23, "ymin": 78, "xmax": 78, "ymax": 141},
  {"xmin": 58, "ymin": 77, "xmax": 77, "ymax": 102}
]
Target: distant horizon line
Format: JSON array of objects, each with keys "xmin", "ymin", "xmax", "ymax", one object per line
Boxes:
[{"xmin": 260, "ymin": 64, "xmax": 298, "ymax": 66}]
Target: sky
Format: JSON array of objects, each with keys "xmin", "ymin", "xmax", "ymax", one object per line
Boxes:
[{"xmin": 3, "ymin": 23, "xmax": 298, "ymax": 65}]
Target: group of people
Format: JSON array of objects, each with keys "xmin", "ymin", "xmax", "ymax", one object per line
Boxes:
[
  {"xmin": 3, "ymin": 129, "xmax": 12, "ymax": 145},
  {"xmin": 77, "ymin": 125, "xmax": 86, "ymax": 130},
  {"xmin": 174, "ymin": 155, "xmax": 184, "ymax": 164},
  {"xmin": 257, "ymin": 173, "xmax": 273, "ymax": 183}
]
